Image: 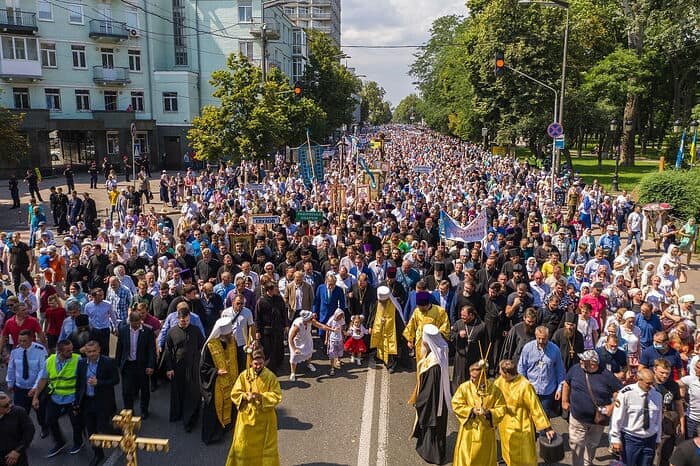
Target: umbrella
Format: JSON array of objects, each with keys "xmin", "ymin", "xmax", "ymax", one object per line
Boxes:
[{"xmin": 642, "ymin": 202, "xmax": 672, "ymax": 212}]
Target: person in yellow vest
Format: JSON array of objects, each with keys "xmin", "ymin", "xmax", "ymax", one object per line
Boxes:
[
  {"xmin": 200, "ymin": 317, "xmax": 239, "ymax": 445},
  {"xmin": 451, "ymin": 360, "xmax": 506, "ymax": 466},
  {"xmin": 369, "ymin": 286, "xmax": 406, "ymax": 372},
  {"xmin": 403, "ymin": 291, "xmax": 450, "ymax": 362},
  {"xmin": 493, "ymin": 359, "xmax": 556, "ymax": 466},
  {"xmin": 31, "ymin": 339, "xmax": 84, "ymax": 458},
  {"xmin": 226, "ymin": 348, "xmax": 282, "ymax": 466}
]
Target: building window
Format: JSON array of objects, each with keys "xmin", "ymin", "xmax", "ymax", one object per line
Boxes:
[
  {"xmin": 239, "ymin": 41, "xmax": 253, "ymax": 60},
  {"xmin": 128, "ymin": 50, "xmax": 141, "ymax": 71},
  {"xmin": 100, "ymin": 48, "xmax": 114, "ymax": 68},
  {"xmin": 2, "ymin": 37, "xmax": 38, "ymax": 61},
  {"xmin": 75, "ymin": 89, "xmax": 90, "ymax": 111},
  {"xmin": 40, "ymin": 42, "xmax": 56, "ymax": 67},
  {"xmin": 106, "ymin": 131, "xmax": 119, "ymax": 155},
  {"xmin": 37, "ymin": 0, "xmax": 52, "ymax": 21},
  {"xmin": 125, "ymin": 8, "xmax": 138, "ymax": 29},
  {"xmin": 68, "ymin": 4, "xmax": 83, "ymax": 24},
  {"xmin": 238, "ymin": 0, "xmax": 252, "ymax": 22},
  {"xmin": 104, "ymin": 90, "xmax": 117, "ymax": 111},
  {"xmin": 13, "ymin": 88, "xmax": 30, "ymax": 109},
  {"xmin": 172, "ymin": 0, "xmax": 187, "ymax": 65},
  {"xmin": 71, "ymin": 45, "xmax": 86, "ymax": 68},
  {"xmin": 298, "ymin": 7, "xmax": 308, "ymax": 17},
  {"xmin": 45, "ymin": 88, "xmax": 61, "ymax": 110},
  {"xmin": 283, "ymin": 6, "xmax": 294, "ymax": 16},
  {"xmin": 130, "ymin": 91, "xmax": 144, "ymax": 112},
  {"xmin": 293, "ymin": 57, "xmax": 303, "ymax": 82},
  {"xmin": 163, "ymin": 92, "xmax": 178, "ymax": 112},
  {"xmin": 134, "ymin": 132, "xmax": 149, "ymax": 154}
]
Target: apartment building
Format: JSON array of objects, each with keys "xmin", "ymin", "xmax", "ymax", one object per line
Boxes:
[
  {"xmin": 282, "ymin": 0, "xmax": 340, "ymax": 47},
  {"xmin": 0, "ymin": 0, "xmax": 306, "ymax": 174}
]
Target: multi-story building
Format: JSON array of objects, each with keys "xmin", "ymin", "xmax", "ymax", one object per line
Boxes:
[
  {"xmin": 282, "ymin": 0, "xmax": 340, "ymax": 47},
  {"xmin": 0, "ymin": 0, "xmax": 306, "ymax": 174}
]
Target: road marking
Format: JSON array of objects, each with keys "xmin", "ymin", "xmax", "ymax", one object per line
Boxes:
[
  {"xmin": 376, "ymin": 366, "xmax": 390, "ymax": 466},
  {"xmin": 357, "ymin": 359, "xmax": 377, "ymax": 466}
]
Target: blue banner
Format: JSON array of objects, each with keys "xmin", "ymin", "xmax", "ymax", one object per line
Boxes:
[
  {"xmin": 439, "ymin": 210, "xmax": 487, "ymax": 243},
  {"xmin": 297, "ymin": 145, "xmax": 326, "ymax": 188},
  {"xmin": 359, "ymin": 156, "xmax": 376, "ymax": 189},
  {"xmin": 675, "ymin": 130, "xmax": 686, "ymax": 169}
]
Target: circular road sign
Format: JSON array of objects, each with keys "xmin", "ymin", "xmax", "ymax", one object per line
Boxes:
[{"xmin": 547, "ymin": 122, "xmax": 564, "ymax": 138}]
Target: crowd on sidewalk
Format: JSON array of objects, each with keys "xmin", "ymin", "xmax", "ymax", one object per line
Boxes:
[{"xmin": 0, "ymin": 125, "xmax": 699, "ymax": 465}]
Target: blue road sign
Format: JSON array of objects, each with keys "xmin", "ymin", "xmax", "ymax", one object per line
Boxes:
[{"xmin": 554, "ymin": 136, "xmax": 565, "ymax": 149}]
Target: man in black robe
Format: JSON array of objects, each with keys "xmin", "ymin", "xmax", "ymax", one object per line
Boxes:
[
  {"xmin": 482, "ymin": 282, "xmax": 509, "ymax": 376},
  {"xmin": 55, "ymin": 187, "xmax": 69, "ymax": 234},
  {"xmin": 411, "ymin": 324, "xmax": 450, "ymax": 464},
  {"xmin": 551, "ymin": 312, "xmax": 585, "ymax": 371},
  {"xmin": 254, "ymin": 283, "xmax": 288, "ymax": 374},
  {"xmin": 80, "ymin": 192, "xmax": 98, "ymax": 238},
  {"xmin": 500, "ymin": 307, "xmax": 538, "ymax": 363},
  {"xmin": 164, "ymin": 306, "xmax": 204, "ymax": 432},
  {"xmin": 450, "ymin": 304, "xmax": 487, "ymax": 392}
]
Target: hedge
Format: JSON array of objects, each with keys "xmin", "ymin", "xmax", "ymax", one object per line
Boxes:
[{"xmin": 635, "ymin": 168, "xmax": 700, "ymax": 221}]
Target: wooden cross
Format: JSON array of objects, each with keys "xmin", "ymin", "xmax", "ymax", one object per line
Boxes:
[{"xmin": 89, "ymin": 409, "xmax": 169, "ymax": 466}]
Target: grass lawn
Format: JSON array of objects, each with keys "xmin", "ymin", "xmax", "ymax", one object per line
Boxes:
[{"xmin": 571, "ymin": 156, "xmax": 659, "ymax": 192}]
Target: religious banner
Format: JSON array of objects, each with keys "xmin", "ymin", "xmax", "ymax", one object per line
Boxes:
[
  {"xmin": 357, "ymin": 184, "xmax": 370, "ymax": 203},
  {"xmin": 439, "ymin": 210, "xmax": 487, "ymax": 243},
  {"xmin": 295, "ymin": 210, "xmax": 325, "ymax": 222},
  {"xmin": 251, "ymin": 215, "xmax": 280, "ymax": 225}
]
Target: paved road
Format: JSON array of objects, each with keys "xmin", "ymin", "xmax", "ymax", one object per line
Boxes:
[{"xmin": 1, "ymin": 172, "xmax": 697, "ymax": 465}]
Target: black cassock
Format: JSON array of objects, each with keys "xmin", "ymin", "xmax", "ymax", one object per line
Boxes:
[
  {"xmin": 551, "ymin": 328, "xmax": 585, "ymax": 371},
  {"xmin": 500, "ymin": 322, "xmax": 536, "ymax": 363},
  {"xmin": 450, "ymin": 319, "xmax": 487, "ymax": 392},
  {"xmin": 164, "ymin": 324, "xmax": 204, "ymax": 430},
  {"xmin": 199, "ymin": 340, "xmax": 234, "ymax": 445},
  {"xmin": 412, "ymin": 364, "xmax": 448, "ymax": 465},
  {"xmin": 255, "ymin": 295, "xmax": 287, "ymax": 375}
]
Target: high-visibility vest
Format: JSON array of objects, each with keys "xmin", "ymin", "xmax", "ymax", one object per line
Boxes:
[{"xmin": 45, "ymin": 353, "xmax": 79, "ymax": 396}]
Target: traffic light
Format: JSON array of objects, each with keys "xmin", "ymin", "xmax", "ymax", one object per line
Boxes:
[
  {"xmin": 293, "ymin": 81, "xmax": 302, "ymax": 99},
  {"xmin": 494, "ymin": 51, "xmax": 505, "ymax": 78}
]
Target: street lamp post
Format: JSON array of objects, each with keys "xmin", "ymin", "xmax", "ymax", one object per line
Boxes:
[
  {"xmin": 482, "ymin": 127, "xmax": 489, "ymax": 149},
  {"xmin": 610, "ymin": 119, "xmax": 620, "ymax": 191}
]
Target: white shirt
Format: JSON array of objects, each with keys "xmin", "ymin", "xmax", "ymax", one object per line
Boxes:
[
  {"xmin": 129, "ymin": 326, "xmax": 141, "ymax": 361},
  {"xmin": 680, "ymin": 375, "xmax": 700, "ymax": 422},
  {"xmin": 221, "ymin": 306, "xmax": 255, "ymax": 347},
  {"xmin": 628, "ymin": 212, "xmax": 642, "ymax": 232},
  {"xmin": 610, "ymin": 383, "xmax": 662, "ymax": 442}
]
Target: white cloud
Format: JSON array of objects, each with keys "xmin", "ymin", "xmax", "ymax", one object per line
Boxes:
[{"xmin": 341, "ymin": 0, "xmax": 467, "ymax": 105}]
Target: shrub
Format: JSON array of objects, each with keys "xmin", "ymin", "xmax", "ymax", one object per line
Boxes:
[{"xmin": 634, "ymin": 168, "xmax": 700, "ymax": 221}]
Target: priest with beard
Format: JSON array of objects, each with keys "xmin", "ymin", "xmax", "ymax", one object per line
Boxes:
[
  {"xmin": 450, "ymin": 305, "xmax": 487, "ymax": 392},
  {"xmin": 254, "ymin": 282, "xmax": 288, "ymax": 375},
  {"xmin": 482, "ymin": 282, "xmax": 509, "ymax": 376},
  {"xmin": 409, "ymin": 324, "xmax": 451, "ymax": 465},
  {"xmin": 164, "ymin": 305, "xmax": 205, "ymax": 432},
  {"xmin": 200, "ymin": 317, "xmax": 238, "ymax": 445},
  {"xmin": 369, "ymin": 286, "xmax": 407, "ymax": 373},
  {"xmin": 551, "ymin": 312, "xmax": 585, "ymax": 371},
  {"xmin": 500, "ymin": 307, "xmax": 538, "ymax": 363}
]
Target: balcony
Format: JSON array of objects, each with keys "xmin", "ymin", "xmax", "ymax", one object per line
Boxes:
[
  {"xmin": 312, "ymin": 25, "xmax": 331, "ymax": 34},
  {"xmin": 311, "ymin": 0, "xmax": 332, "ymax": 5},
  {"xmin": 0, "ymin": 9, "xmax": 38, "ymax": 34},
  {"xmin": 89, "ymin": 19, "xmax": 129, "ymax": 42},
  {"xmin": 92, "ymin": 66, "xmax": 130, "ymax": 85},
  {"xmin": 249, "ymin": 22, "xmax": 280, "ymax": 40},
  {"xmin": 0, "ymin": 57, "xmax": 42, "ymax": 82},
  {"xmin": 311, "ymin": 11, "xmax": 331, "ymax": 19}
]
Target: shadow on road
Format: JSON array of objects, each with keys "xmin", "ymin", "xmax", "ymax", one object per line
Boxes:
[{"xmin": 277, "ymin": 408, "xmax": 313, "ymax": 431}]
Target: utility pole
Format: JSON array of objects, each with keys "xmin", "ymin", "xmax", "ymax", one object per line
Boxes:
[{"xmin": 261, "ymin": 23, "xmax": 268, "ymax": 82}]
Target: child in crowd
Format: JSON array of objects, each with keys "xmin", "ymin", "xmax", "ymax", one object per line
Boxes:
[
  {"xmin": 344, "ymin": 315, "xmax": 368, "ymax": 365},
  {"xmin": 325, "ymin": 309, "xmax": 345, "ymax": 375}
]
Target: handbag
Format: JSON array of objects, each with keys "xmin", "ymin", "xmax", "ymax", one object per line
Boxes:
[{"xmin": 584, "ymin": 372, "xmax": 610, "ymax": 426}]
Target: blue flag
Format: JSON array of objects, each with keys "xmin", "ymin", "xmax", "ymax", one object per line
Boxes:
[{"xmin": 675, "ymin": 130, "xmax": 686, "ymax": 169}]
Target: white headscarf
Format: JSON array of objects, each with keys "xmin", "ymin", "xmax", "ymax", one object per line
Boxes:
[
  {"xmin": 421, "ymin": 324, "xmax": 452, "ymax": 415},
  {"xmin": 202, "ymin": 317, "xmax": 233, "ymax": 356},
  {"xmin": 326, "ymin": 308, "xmax": 345, "ymax": 328}
]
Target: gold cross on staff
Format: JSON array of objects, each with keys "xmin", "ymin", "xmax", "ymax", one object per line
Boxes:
[{"xmin": 89, "ymin": 409, "xmax": 169, "ymax": 466}]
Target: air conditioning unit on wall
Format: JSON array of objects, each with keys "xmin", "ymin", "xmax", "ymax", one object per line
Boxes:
[{"xmin": 129, "ymin": 28, "xmax": 140, "ymax": 38}]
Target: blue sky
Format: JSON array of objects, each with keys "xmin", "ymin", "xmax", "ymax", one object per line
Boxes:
[{"xmin": 341, "ymin": 0, "xmax": 467, "ymax": 106}]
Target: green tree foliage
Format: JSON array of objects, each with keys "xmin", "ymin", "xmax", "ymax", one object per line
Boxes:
[
  {"xmin": 0, "ymin": 105, "xmax": 27, "ymax": 164},
  {"xmin": 303, "ymin": 30, "xmax": 361, "ymax": 136},
  {"xmin": 393, "ymin": 94, "xmax": 424, "ymax": 123},
  {"xmin": 359, "ymin": 80, "xmax": 392, "ymax": 125},
  {"xmin": 636, "ymin": 169, "xmax": 700, "ymax": 220},
  {"xmin": 187, "ymin": 54, "xmax": 325, "ymax": 163},
  {"xmin": 409, "ymin": 0, "xmax": 698, "ymax": 165}
]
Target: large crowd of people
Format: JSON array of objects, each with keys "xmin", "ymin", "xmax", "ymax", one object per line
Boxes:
[{"xmin": 0, "ymin": 125, "xmax": 699, "ymax": 465}]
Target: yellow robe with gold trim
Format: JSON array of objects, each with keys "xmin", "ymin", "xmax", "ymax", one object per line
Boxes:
[
  {"xmin": 370, "ymin": 300, "xmax": 398, "ymax": 363},
  {"xmin": 451, "ymin": 379, "xmax": 506, "ymax": 466},
  {"xmin": 402, "ymin": 304, "xmax": 450, "ymax": 361},
  {"xmin": 207, "ymin": 339, "xmax": 238, "ymax": 427},
  {"xmin": 226, "ymin": 367, "xmax": 282, "ymax": 466},
  {"xmin": 493, "ymin": 375, "xmax": 551, "ymax": 466}
]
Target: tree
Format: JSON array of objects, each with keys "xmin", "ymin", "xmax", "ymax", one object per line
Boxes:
[
  {"xmin": 359, "ymin": 81, "xmax": 392, "ymax": 125},
  {"xmin": 393, "ymin": 94, "xmax": 424, "ymax": 123},
  {"xmin": 0, "ymin": 104, "xmax": 27, "ymax": 164},
  {"xmin": 303, "ymin": 30, "xmax": 361, "ymax": 136},
  {"xmin": 187, "ymin": 54, "xmax": 325, "ymax": 163}
]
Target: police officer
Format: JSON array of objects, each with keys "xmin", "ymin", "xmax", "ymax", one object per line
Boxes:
[
  {"xmin": 610, "ymin": 368, "xmax": 663, "ymax": 466},
  {"xmin": 5, "ymin": 330, "xmax": 48, "ymax": 436}
]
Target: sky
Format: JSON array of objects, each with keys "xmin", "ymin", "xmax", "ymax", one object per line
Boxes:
[{"xmin": 341, "ymin": 0, "xmax": 468, "ymax": 107}]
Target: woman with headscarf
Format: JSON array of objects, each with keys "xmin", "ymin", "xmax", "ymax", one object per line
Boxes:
[
  {"xmin": 613, "ymin": 243, "xmax": 639, "ymax": 283},
  {"xmin": 657, "ymin": 243, "xmax": 683, "ymax": 278},
  {"xmin": 287, "ymin": 311, "xmax": 333, "ymax": 382},
  {"xmin": 409, "ymin": 324, "xmax": 451, "ymax": 464}
]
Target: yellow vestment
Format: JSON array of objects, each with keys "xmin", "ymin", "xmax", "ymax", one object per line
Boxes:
[
  {"xmin": 402, "ymin": 304, "xmax": 450, "ymax": 361},
  {"xmin": 207, "ymin": 339, "xmax": 238, "ymax": 427},
  {"xmin": 493, "ymin": 375, "xmax": 551, "ymax": 466},
  {"xmin": 451, "ymin": 379, "xmax": 506, "ymax": 466},
  {"xmin": 226, "ymin": 367, "xmax": 282, "ymax": 466},
  {"xmin": 370, "ymin": 300, "xmax": 398, "ymax": 363}
]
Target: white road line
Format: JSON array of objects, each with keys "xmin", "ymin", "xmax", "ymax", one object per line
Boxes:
[
  {"xmin": 357, "ymin": 359, "xmax": 377, "ymax": 466},
  {"xmin": 375, "ymin": 366, "xmax": 390, "ymax": 466}
]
